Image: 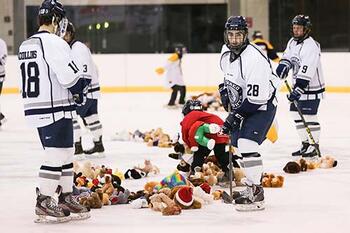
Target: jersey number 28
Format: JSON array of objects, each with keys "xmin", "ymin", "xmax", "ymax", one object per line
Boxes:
[{"xmin": 20, "ymin": 62, "xmax": 39, "ymax": 98}]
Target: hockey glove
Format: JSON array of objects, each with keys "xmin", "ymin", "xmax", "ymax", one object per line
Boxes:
[
  {"xmin": 276, "ymin": 59, "xmax": 291, "ymax": 79},
  {"xmin": 221, "ymin": 112, "xmax": 244, "ymax": 135},
  {"xmin": 287, "ymin": 86, "xmax": 304, "ymax": 102},
  {"xmin": 219, "ymin": 83, "xmax": 229, "ymax": 111},
  {"xmin": 69, "ymin": 78, "xmax": 91, "ymax": 107}
]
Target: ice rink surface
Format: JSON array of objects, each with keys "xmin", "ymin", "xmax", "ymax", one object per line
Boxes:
[{"xmin": 0, "ymin": 91, "xmax": 349, "ymax": 233}]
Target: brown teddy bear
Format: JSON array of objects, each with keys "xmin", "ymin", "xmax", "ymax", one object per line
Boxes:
[
  {"xmin": 149, "ymin": 193, "xmax": 181, "ymax": 216},
  {"xmin": 262, "ymin": 173, "xmax": 284, "ymax": 188},
  {"xmin": 79, "ymin": 190, "xmax": 103, "ymax": 209}
]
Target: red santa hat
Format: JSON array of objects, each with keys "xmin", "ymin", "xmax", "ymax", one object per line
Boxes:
[
  {"xmin": 175, "ymin": 186, "xmax": 194, "ymax": 207},
  {"xmin": 200, "ymin": 182, "xmax": 211, "ymax": 194}
]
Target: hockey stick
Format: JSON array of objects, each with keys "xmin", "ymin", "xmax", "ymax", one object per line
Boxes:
[
  {"xmin": 227, "ymin": 105, "xmax": 234, "ymax": 198},
  {"xmin": 284, "ymin": 80, "xmax": 321, "ymax": 157}
]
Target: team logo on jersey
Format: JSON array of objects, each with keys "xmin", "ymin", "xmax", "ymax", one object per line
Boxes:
[
  {"xmin": 291, "ymin": 56, "xmax": 300, "ymax": 76},
  {"xmin": 224, "ymin": 80, "xmax": 243, "ymax": 109}
]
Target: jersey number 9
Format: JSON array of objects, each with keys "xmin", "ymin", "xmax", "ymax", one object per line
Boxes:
[{"xmin": 20, "ymin": 62, "xmax": 39, "ymax": 98}]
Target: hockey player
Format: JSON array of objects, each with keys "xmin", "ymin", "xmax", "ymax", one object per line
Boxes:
[
  {"xmin": 252, "ymin": 30, "xmax": 280, "ymax": 62},
  {"xmin": 276, "ymin": 15, "xmax": 325, "ymax": 157},
  {"xmin": 155, "ymin": 44, "xmax": 187, "ymax": 108},
  {"xmin": 63, "ymin": 22, "xmax": 105, "ymax": 158},
  {"xmin": 18, "ymin": 0, "xmax": 90, "ymax": 223},
  {"xmin": 219, "ymin": 16, "xmax": 278, "ymax": 211},
  {"xmin": 180, "ymin": 100, "xmax": 232, "ymax": 174},
  {"xmin": 0, "ymin": 37, "xmax": 7, "ymax": 128}
]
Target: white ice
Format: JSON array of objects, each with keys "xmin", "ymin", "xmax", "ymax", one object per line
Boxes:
[{"xmin": 0, "ymin": 91, "xmax": 349, "ymax": 233}]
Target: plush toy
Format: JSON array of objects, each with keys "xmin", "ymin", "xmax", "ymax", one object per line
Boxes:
[
  {"xmin": 135, "ymin": 160, "xmax": 160, "ymax": 176},
  {"xmin": 212, "ymin": 190, "xmax": 223, "ymax": 200},
  {"xmin": 156, "ymin": 171, "xmax": 187, "ymax": 190},
  {"xmin": 262, "ymin": 173, "xmax": 284, "ymax": 188},
  {"xmin": 124, "ymin": 168, "xmax": 146, "ymax": 179},
  {"xmin": 144, "ymin": 181, "xmax": 161, "ymax": 194},
  {"xmin": 101, "ymin": 174, "xmax": 115, "ymax": 196},
  {"xmin": 110, "ymin": 189, "xmax": 130, "ymax": 205},
  {"xmin": 149, "ymin": 192, "xmax": 181, "ymax": 216},
  {"xmin": 113, "ymin": 168, "xmax": 125, "ymax": 181},
  {"xmin": 172, "ymin": 186, "xmax": 202, "ymax": 210},
  {"xmin": 283, "ymin": 161, "xmax": 301, "ymax": 174},
  {"xmin": 192, "ymin": 186, "xmax": 213, "ymax": 205},
  {"xmin": 319, "ymin": 156, "xmax": 338, "ymax": 168},
  {"xmin": 79, "ymin": 190, "xmax": 103, "ymax": 209},
  {"xmin": 233, "ymin": 168, "xmax": 246, "ymax": 186}
]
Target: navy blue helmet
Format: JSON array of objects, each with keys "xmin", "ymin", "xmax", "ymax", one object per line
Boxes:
[
  {"xmin": 224, "ymin": 16, "xmax": 249, "ymax": 54},
  {"xmin": 292, "ymin": 15, "xmax": 312, "ymax": 41},
  {"xmin": 182, "ymin": 100, "xmax": 203, "ymax": 116},
  {"xmin": 38, "ymin": 0, "xmax": 65, "ymax": 22}
]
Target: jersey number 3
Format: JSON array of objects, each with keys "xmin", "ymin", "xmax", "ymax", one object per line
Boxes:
[{"xmin": 20, "ymin": 62, "xmax": 39, "ymax": 98}]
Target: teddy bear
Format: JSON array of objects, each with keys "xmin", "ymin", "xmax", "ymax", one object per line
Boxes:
[
  {"xmin": 283, "ymin": 161, "xmax": 301, "ymax": 174},
  {"xmin": 192, "ymin": 185, "xmax": 213, "ymax": 205},
  {"xmin": 144, "ymin": 181, "xmax": 161, "ymax": 194},
  {"xmin": 110, "ymin": 189, "xmax": 130, "ymax": 205},
  {"xmin": 148, "ymin": 192, "xmax": 182, "ymax": 216},
  {"xmin": 262, "ymin": 173, "xmax": 284, "ymax": 188},
  {"xmin": 319, "ymin": 156, "xmax": 338, "ymax": 168},
  {"xmin": 169, "ymin": 186, "xmax": 202, "ymax": 210},
  {"xmin": 212, "ymin": 190, "xmax": 223, "ymax": 200},
  {"xmin": 79, "ymin": 190, "xmax": 103, "ymax": 209},
  {"xmin": 134, "ymin": 160, "xmax": 160, "ymax": 176}
]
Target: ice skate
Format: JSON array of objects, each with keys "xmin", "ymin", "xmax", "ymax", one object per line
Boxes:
[
  {"xmin": 84, "ymin": 136, "xmax": 105, "ymax": 158},
  {"xmin": 292, "ymin": 141, "xmax": 309, "ymax": 156},
  {"xmin": 0, "ymin": 113, "xmax": 6, "ymax": 128},
  {"xmin": 74, "ymin": 141, "xmax": 84, "ymax": 155},
  {"xmin": 302, "ymin": 144, "xmax": 319, "ymax": 158},
  {"xmin": 234, "ymin": 184, "xmax": 265, "ymax": 211},
  {"xmin": 58, "ymin": 191, "xmax": 91, "ymax": 220},
  {"xmin": 164, "ymin": 104, "xmax": 178, "ymax": 109},
  {"xmin": 34, "ymin": 188, "xmax": 71, "ymax": 224}
]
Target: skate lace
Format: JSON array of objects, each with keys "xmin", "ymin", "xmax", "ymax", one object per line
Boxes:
[
  {"xmin": 65, "ymin": 194, "xmax": 80, "ymax": 206},
  {"xmin": 46, "ymin": 197, "xmax": 63, "ymax": 212}
]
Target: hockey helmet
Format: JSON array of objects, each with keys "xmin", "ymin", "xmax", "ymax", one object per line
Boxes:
[
  {"xmin": 291, "ymin": 15, "xmax": 312, "ymax": 42},
  {"xmin": 224, "ymin": 16, "xmax": 249, "ymax": 54},
  {"xmin": 38, "ymin": 0, "xmax": 66, "ymax": 23},
  {"xmin": 182, "ymin": 100, "xmax": 203, "ymax": 116}
]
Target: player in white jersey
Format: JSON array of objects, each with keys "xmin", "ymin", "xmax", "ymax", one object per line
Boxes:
[
  {"xmin": 219, "ymin": 16, "xmax": 278, "ymax": 211},
  {"xmin": 18, "ymin": 0, "xmax": 90, "ymax": 223},
  {"xmin": 63, "ymin": 22, "xmax": 104, "ymax": 158},
  {"xmin": 276, "ymin": 15, "xmax": 325, "ymax": 157},
  {"xmin": 0, "ymin": 38, "xmax": 7, "ymax": 128}
]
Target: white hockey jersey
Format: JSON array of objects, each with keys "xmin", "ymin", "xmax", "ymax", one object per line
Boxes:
[
  {"xmin": 220, "ymin": 43, "xmax": 278, "ymax": 111},
  {"xmin": 0, "ymin": 38, "xmax": 7, "ymax": 82},
  {"xmin": 282, "ymin": 37, "xmax": 325, "ymax": 100},
  {"xmin": 18, "ymin": 31, "xmax": 86, "ymax": 128},
  {"xmin": 70, "ymin": 40, "xmax": 100, "ymax": 99},
  {"xmin": 163, "ymin": 53, "xmax": 185, "ymax": 88}
]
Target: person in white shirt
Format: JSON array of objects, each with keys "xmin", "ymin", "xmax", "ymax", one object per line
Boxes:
[
  {"xmin": 0, "ymin": 37, "xmax": 7, "ymax": 127},
  {"xmin": 155, "ymin": 44, "xmax": 187, "ymax": 108},
  {"xmin": 276, "ymin": 15, "xmax": 325, "ymax": 158},
  {"xmin": 63, "ymin": 22, "xmax": 104, "ymax": 158},
  {"xmin": 18, "ymin": 0, "xmax": 90, "ymax": 223},
  {"xmin": 219, "ymin": 16, "xmax": 278, "ymax": 211}
]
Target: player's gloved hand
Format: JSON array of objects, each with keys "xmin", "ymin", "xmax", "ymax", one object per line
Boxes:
[
  {"xmin": 221, "ymin": 112, "xmax": 243, "ymax": 135},
  {"xmin": 287, "ymin": 86, "xmax": 304, "ymax": 102},
  {"xmin": 174, "ymin": 142, "xmax": 185, "ymax": 154},
  {"xmin": 276, "ymin": 59, "xmax": 291, "ymax": 79},
  {"xmin": 219, "ymin": 83, "xmax": 229, "ymax": 111},
  {"xmin": 69, "ymin": 78, "xmax": 91, "ymax": 107}
]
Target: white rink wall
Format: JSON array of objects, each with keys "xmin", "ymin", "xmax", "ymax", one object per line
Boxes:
[{"xmin": 3, "ymin": 52, "xmax": 350, "ymax": 90}]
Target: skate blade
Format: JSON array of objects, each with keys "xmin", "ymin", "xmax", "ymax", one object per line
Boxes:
[
  {"xmin": 34, "ymin": 215, "xmax": 71, "ymax": 224},
  {"xmin": 85, "ymin": 152, "xmax": 105, "ymax": 159},
  {"xmin": 235, "ymin": 201, "xmax": 265, "ymax": 212},
  {"xmin": 70, "ymin": 212, "xmax": 91, "ymax": 220}
]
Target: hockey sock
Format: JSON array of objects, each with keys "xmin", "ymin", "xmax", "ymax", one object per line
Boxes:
[
  {"xmin": 39, "ymin": 147, "xmax": 69, "ymax": 196},
  {"xmin": 292, "ymin": 112, "xmax": 320, "ymax": 143},
  {"xmin": 72, "ymin": 118, "xmax": 82, "ymax": 143},
  {"xmin": 84, "ymin": 114, "xmax": 103, "ymax": 142},
  {"xmin": 238, "ymin": 138, "xmax": 262, "ymax": 185},
  {"xmin": 59, "ymin": 148, "xmax": 74, "ymax": 193}
]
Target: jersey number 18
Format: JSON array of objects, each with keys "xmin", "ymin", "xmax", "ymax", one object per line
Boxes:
[{"xmin": 20, "ymin": 62, "xmax": 39, "ymax": 98}]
